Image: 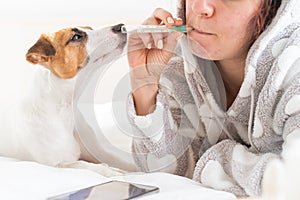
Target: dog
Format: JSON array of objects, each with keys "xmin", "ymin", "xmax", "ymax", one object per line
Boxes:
[{"xmin": 0, "ymin": 24, "xmax": 127, "ymax": 177}]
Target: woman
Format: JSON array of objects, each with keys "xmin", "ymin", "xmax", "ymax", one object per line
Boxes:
[{"xmin": 126, "ymin": 0, "xmax": 300, "ymax": 197}]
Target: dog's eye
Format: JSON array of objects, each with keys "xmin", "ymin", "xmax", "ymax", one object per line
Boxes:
[
  {"xmin": 70, "ymin": 33, "xmax": 83, "ymax": 42},
  {"xmin": 65, "ymin": 29, "xmax": 86, "ymax": 46}
]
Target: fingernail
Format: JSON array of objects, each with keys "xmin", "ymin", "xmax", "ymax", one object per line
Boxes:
[
  {"xmin": 157, "ymin": 40, "xmax": 163, "ymax": 49},
  {"xmin": 167, "ymin": 17, "xmax": 175, "ymax": 24},
  {"xmin": 147, "ymin": 43, "xmax": 152, "ymax": 49}
]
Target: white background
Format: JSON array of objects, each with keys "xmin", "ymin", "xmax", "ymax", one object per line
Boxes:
[
  {"xmin": 0, "ymin": 0, "xmax": 176, "ymax": 20},
  {"xmin": 0, "ymin": 0, "xmax": 177, "ymax": 103}
]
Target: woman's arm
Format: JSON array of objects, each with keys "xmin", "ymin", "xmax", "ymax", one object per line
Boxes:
[
  {"xmin": 127, "ymin": 56, "xmax": 204, "ymax": 178},
  {"xmin": 127, "ymin": 8, "xmax": 183, "ymax": 115}
]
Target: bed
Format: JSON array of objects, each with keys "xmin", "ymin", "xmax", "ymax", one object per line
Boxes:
[
  {"xmin": 0, "ymin": 156, "xmax": 237, "ymax": 200},
  {"xmin": 0, "ymin": 102, "xmax": 238, "ymax": 200}
]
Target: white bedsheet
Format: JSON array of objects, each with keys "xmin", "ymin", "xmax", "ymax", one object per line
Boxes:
[
  {"xmin": 0, "ymin": 103, "xmax": 237, "ymax": 200},
  {"xmin": 0, "ymin": 156, "xmax": 236, "ymax": 200}
]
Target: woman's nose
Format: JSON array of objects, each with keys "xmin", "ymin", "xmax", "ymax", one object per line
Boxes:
[{"xmin": 192, "ymin": 0, "xmax": 214, "ymax": 17}]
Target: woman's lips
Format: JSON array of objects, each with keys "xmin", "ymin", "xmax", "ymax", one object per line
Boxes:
[{"xmin": 193, "ymin": 28, "xmax": 214, "ymax": 35}]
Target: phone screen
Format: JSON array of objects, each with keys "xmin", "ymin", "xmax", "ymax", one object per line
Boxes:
[{"xmin": 47, "ymin": 180, "xmax": 159, "ymax": 200}]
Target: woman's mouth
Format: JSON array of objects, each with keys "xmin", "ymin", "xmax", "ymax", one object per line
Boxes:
[{"xmin": 193, "ymin": 28, "xmax": 214, "ymax": 35}]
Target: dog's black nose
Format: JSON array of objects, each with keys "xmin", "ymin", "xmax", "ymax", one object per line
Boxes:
[{"xmin": 112, "ymin": 23, "xmax": 124, "ymax": 33}]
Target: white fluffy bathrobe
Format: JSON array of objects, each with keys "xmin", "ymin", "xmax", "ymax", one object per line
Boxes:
[{"xmin": 127, "ymin": 0, "xmax": 300, "ymax": 197}]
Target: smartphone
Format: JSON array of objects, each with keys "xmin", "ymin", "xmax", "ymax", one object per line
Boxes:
[{"xmin": 47, "ymin": 180, "xmax": 159, "ymax": 200}]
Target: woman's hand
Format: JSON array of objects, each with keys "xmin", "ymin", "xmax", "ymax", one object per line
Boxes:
[{"xmin": 127, "ymin": 8, "xmax": 183, "ymax": 115}]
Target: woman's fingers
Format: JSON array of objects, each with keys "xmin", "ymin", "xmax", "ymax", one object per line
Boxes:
[
  {"xmin": 140, "ymin": 17, "xmax": 160, "ymax": 49},
  {"xmin": 152, "ymin": 8, "xmax": 175, "ymax": 25},
  {"xmin": 173, "ymin": 17, "xmax": 184, "ymax": 26},
  {"xmin": 127, "ymin": 7, "xmax": 184, "ymax": 71},
  {"xmin": 140, "ymin": 8, "xmax": 183, "ymax": 49}
]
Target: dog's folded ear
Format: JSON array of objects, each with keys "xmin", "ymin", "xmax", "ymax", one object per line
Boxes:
[
  {"xmin": 79, "ymin": 26, "xmax": 93, "ymax": 30},
  {"xmin": 26, "ymin": 35, "xmax": 56, "ymax": 65}
]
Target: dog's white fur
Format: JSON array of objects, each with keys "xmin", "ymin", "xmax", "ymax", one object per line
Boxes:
[{"xmin": 0, "ymin": 25, "xmax": 127, "ymax": 176}]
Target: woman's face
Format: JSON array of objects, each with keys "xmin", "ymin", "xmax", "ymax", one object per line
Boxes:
[{"xmin": 186, "ymin": 0, "xmax": 262, "ymax": 61}]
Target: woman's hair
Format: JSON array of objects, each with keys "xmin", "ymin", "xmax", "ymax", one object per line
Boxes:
[
  {"xmin": 177, "ymin": 0, "xmax": 282, "ymax": 44},
  {"xmin": 249, "ymin": 0, "xmax": 282, "ymax": 44},
  {"xmin": 177, "ymin": 0, "xmax": 186, "ymax": 24}
]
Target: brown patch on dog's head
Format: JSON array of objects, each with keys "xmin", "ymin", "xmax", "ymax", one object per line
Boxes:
[{"xmin": 26, "ymin": 27, "xmax": 90, "ymax": 79}]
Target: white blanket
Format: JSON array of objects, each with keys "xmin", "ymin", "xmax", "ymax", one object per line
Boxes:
[{"xmin": 0, "ymin": 157, "xmax": 236, "ymax": 200}]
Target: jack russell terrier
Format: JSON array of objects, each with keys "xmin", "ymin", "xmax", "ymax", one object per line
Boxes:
[{"xmin": 0, "ymin": 24, "xmax": 127, "ymax": 177}]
